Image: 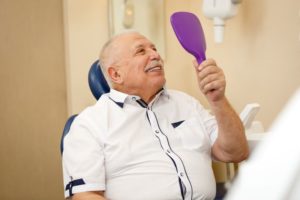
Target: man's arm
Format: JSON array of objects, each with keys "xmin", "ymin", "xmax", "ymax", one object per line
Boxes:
[
  {"xmin": 210, "ymin": 97, "xmax": 249, "ymax": 162},
  {"xmin": 194, "ymin": 59, "xmax": 249, "ymax": 162},
  {"xmin": 71, "ymin": 191, "xmax": 106, "ymax": 200}
]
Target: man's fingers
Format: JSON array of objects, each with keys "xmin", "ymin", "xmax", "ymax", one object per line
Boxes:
[
  {"xmin": 202, "ymin": 79, "xmax": 226, "ymax": 94},
  {"xmin": 193, "ymin": 60, "xmax": 198, "ymax": 68},
  {"xmin": 199, "ymin": 73, "xmax": 219, "ymax": 90},
  {"xmin": 197, "ymin": 59, "xmax": 217, "ymax": 71},
  {"xmin": 198, "ymin": 67, "xmax": 220, "ymax": 80}
]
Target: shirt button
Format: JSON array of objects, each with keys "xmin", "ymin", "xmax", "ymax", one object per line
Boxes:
[
  {"xmin": 132, "ymin": 97, "xmax": 136, "ymax": 101},
  {"xmin": 155, "ymin": 130, "xmax": 159, "ymax": 133},
  {"xmin": 180, "ymin": 172, "xmax": 184, "ymax": 177},
  {"xmin": 166, "ymin": 150, "xmax": 171, "ymax": 154}
]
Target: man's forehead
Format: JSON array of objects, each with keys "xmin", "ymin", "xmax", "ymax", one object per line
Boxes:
[
  {"xmin": 132, "ymin": 35, "xmax": 152, "ymax": 44},
  {"xmin": 132, "ymin": 39, "xmax": 155, "ymax": 49},
  {"xmin": 116, "ymin": 33, "xmax": 154, "ymax": 49}
]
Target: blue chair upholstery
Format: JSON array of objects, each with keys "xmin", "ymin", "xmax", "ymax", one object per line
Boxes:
[
  {"xmin": 60, "ymin": 60, "xmax": 110, "ymax": 154},
  {"xmin": 60, "ymin": 114, "xmax": 78, "ymax": 154},
  {"xmin": 88, "ymin": 60, "xmax": 110, "ymax": 100}
]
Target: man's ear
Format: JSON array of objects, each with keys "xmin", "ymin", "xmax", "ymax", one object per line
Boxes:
[{"xmin": 108, "ymin": 66, "xmax": 123, "ymax": 84}]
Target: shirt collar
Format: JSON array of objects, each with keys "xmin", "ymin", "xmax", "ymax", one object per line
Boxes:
[
  {"xmin": 108, "ymin": 88, "xmax": 169, "ymax": 108},
  {"xmin": 107, "ymin": 89, "xmax": 128, "ymax": 108}
]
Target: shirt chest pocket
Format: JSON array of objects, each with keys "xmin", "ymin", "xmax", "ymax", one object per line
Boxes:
[{"xmin": 173, "ymin": 117, "xmax": 211, "ymax": 152}]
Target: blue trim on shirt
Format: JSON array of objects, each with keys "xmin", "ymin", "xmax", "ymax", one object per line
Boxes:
[
  {"xmin": 65, "ymin": 178, "xmax": 85, "ymax": 197},
  {"xmin": 136, "ymin": 99, "xmax": 148, "ymax": 108},
  {"xmin": 109, "ymin": 97, "xmax": 124, "ymax": 108},
  {"xmin": 172, "ymin": 120, "xmax": 185, "ymax": 128}
]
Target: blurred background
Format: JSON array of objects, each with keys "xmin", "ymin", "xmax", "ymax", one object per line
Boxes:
[{"xmin": 0, "ymin": 0, "xmax": 300, "ymax": 199}]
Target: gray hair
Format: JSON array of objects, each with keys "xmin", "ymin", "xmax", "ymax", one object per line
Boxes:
[
  {"xmin": 99, "ymin": 30, "xmax": 140, "ymax": 87},
  {"xmin": 99, "ymin": 37, "xmax": 115, "ymax": 87}
]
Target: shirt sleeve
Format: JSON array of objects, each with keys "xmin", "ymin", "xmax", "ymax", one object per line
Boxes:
[
  {"xmin": 194, "ymin": 100, "xmax": 218, "ymax": 146},
  {"xmin": 62, "ymin": 112, "xmax": 106, "ymax": 198}
]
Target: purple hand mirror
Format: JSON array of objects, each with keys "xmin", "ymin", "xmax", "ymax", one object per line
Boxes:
[{"xmin": 170, "ymin": 12, "xmax": 206, "ymax": 64}]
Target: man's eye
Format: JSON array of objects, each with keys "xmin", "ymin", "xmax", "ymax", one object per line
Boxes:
[{"xmin": 136, "ymin": 49, "xmax": 145, "ymax": 54}]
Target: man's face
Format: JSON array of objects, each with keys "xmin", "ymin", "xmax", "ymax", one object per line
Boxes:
[{"xmin": 111, "ymin": 33, "xmax": 166, "ymax": 96}]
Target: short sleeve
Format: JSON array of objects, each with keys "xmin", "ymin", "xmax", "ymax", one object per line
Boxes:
[
  {"xmin": 62, "ymin": 113, "xmax": 106, "ymax": 198},
  {"xmin": 194, "ymin": 101, "xmax": 218, "ymax": 146}
]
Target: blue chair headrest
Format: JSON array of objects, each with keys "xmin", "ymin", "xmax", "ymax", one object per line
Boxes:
[{"xmin": 88, "ymin": 60, "xmax": 110, "ymax": 100}]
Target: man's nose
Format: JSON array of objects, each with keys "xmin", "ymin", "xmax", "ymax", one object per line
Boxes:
[{"xmin": 149, "ymin": 49, "xmax": 161, "ymax": 60}]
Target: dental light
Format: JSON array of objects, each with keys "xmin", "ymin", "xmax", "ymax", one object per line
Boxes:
[{"xmin": 202, "ymin": 0, "xmax": 242, "ymax": 43}]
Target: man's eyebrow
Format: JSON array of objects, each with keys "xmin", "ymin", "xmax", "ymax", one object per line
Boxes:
[
  {"xmin": 133, "ymin": 44, "xmax": 144, "ymax": 49},
  {"xmin": 133, "ymin": 43, "xmax": 156, "ymax": 50}
]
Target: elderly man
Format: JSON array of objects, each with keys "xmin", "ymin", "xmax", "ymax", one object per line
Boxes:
[{"xmin": 62, "ymin": 32, "xmax": 249, "ymax": 200}]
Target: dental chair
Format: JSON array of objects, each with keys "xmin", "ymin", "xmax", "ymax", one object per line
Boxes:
[{"xmin": 60, "ymin": 60, "xmax": 110, "ymax": 154}]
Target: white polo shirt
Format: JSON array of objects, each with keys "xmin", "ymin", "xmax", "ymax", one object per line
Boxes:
[{"xmin": 63, "ymin": 89, "xmax": 218, "ymax": 200}]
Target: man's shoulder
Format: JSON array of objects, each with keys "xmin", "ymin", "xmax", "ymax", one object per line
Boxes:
[
  {"xmin": 74, "ymin": 94, "xmax": 110, "ymax": 123},
  {"xmin": 65, "ymin": 95, "xmax": 110, "ymax": 142}
]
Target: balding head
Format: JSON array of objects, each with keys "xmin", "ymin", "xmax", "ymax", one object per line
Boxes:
[{"xmin": 99, "ymin": 31, "xmax": 141, "ymax": 86}]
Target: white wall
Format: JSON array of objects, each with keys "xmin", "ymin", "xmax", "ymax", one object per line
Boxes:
[
  {"xmin": 64, "ymin": 0, "xmax": 109, "ymax": 115},
  {"xmin": 110, "ymin": 0, "xmax": 166, "ymax": 58}
]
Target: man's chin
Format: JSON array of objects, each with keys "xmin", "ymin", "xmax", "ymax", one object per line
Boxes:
[{"xmin": 153, "ymin": 79, "xmax": 166, "ymax": 90}]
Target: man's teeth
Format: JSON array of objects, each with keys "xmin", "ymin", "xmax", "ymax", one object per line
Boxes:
[{"xmin": 146, "ymin": 66, "xmax": 161, "ymax": 72}]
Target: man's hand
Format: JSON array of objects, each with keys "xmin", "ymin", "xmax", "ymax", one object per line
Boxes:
[{"xmin": 193, "ymin": 59, "xmax": 226, "ymax": 103}]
